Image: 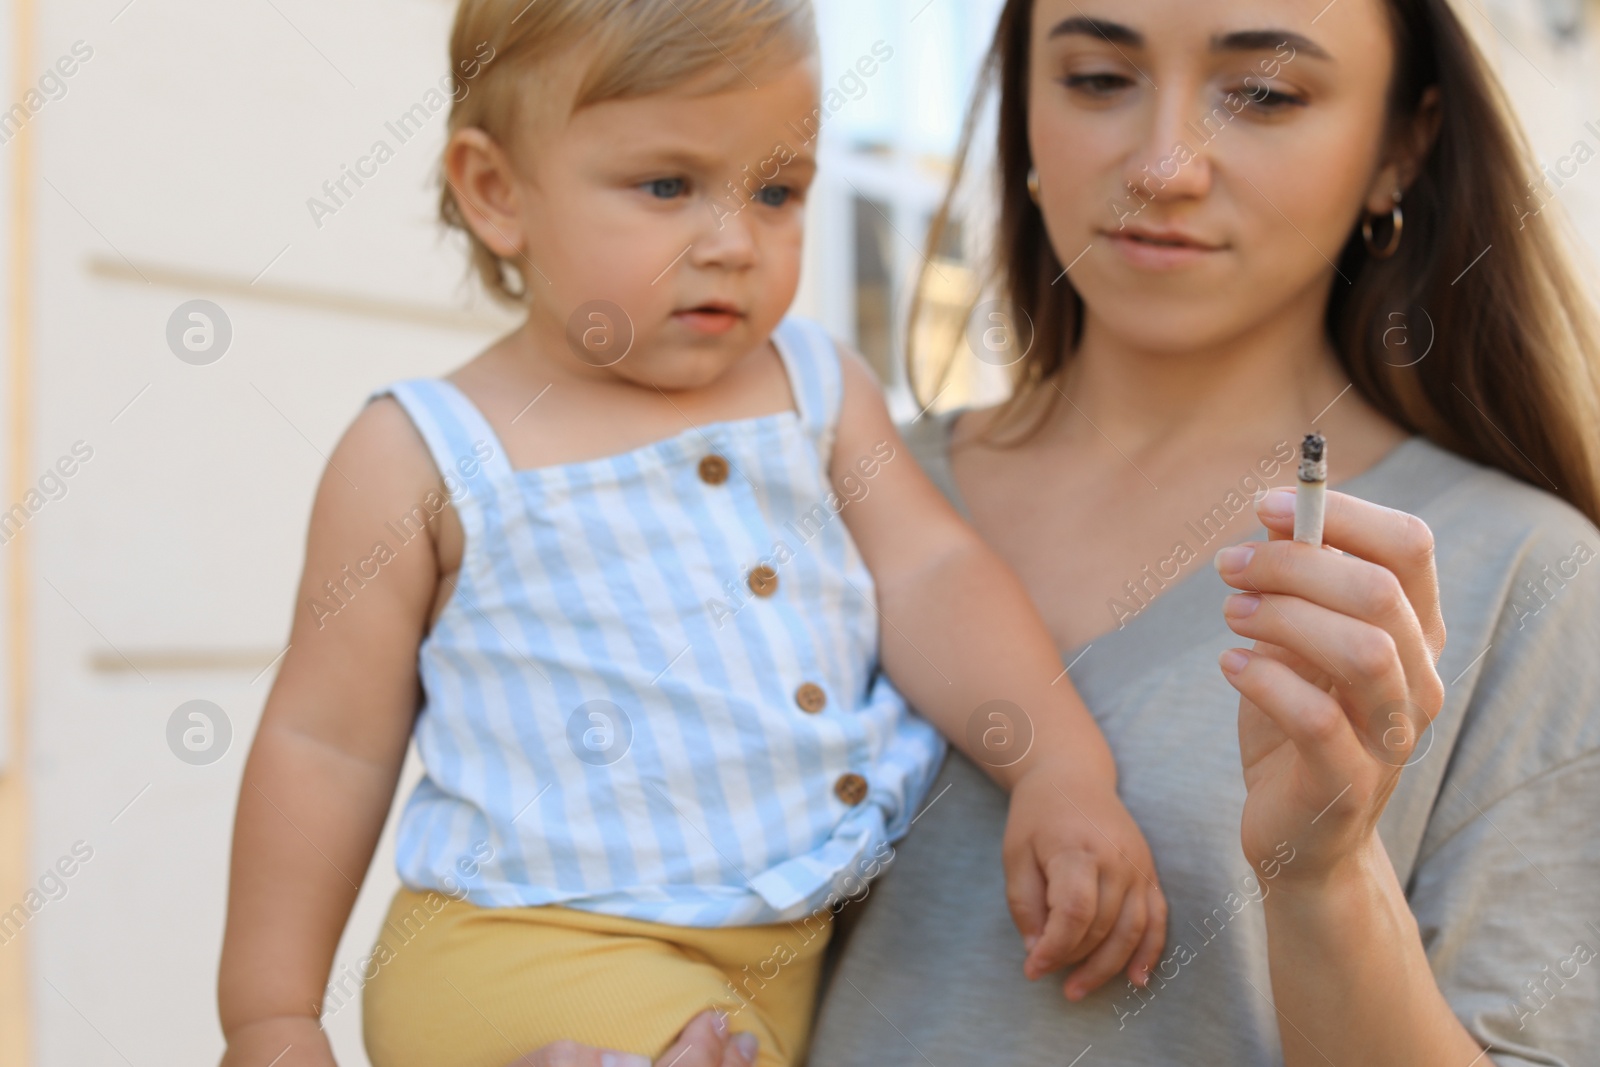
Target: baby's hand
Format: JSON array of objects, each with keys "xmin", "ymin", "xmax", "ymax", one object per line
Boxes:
[{"xmin": 1001, "ymin": 763, "xmax": 1167, "ymax": 1000}]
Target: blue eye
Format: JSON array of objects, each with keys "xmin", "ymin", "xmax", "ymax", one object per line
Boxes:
[
  {"xmin": 756, "ymin": 185, "xmax": 792, "ymax": 207},
  {"xmin": 644, "ymin": 177, "xmax": 687, "ymax": 199}
]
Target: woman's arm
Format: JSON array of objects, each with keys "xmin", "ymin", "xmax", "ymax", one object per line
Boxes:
[
  {"xmin": 1262, "ymin": 840, "xmax": 1486, "ymax": 1065},
  {"xmin": 217, "ymin": 398, "xmax": 444, "ymax": 1066},
  {"xmin": 1215, "ymin": 488, "xmax": 1485, "ymax": 1065}
]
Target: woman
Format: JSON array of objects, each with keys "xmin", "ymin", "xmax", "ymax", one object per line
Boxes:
[{"xmin": 525, "ymin": 0, "xmax": 1600, "ymax": 1062}]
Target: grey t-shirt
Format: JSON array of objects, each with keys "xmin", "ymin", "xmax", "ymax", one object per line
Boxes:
[{"xmin": 807, "ymin": 412, "xmax": 1600, "ymax": 1066}]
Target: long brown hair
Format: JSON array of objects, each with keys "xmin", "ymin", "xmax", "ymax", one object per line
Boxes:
[{"xmin": 909, "ymin": 0, "xmax": 1600, "ymax": 527}]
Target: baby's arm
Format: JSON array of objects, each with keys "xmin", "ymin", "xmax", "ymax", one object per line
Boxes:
[
  {"xmin": 830, "ymin": 347, "xmax": 1166, "ymax": 997},
  {"xmin": 217, "ymin": 397, "xmax": 447, "ymax": 1066}
]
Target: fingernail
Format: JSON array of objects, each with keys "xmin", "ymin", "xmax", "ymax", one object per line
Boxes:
[
  {"xmin": 1258, "ymin": 488, "xmax": 1295, "ymax": 518},
  {"xmin": 711, "ymin": 1010, "xmax": 730, "ymax": 1036},
  {"xmin": 1213, "ymin": 544, "xmax": 1255, "ymax": 575},
  {"xmin": 601, "ymin": 1055, "xmax": 651, "ymax": 1067},
  {"xmin": 1224, "ymin": 593, "xmax": 1261, "ymax": 618},
  {"xmin": 1064, "ymin": 983, "xmax": 1083, "ymax": 1001},
  {"xmin": 1219, "ymin": 649, "xmax": 1250, "ymax": 675},
  {"xmin": 1024, "ymin": 933, "xmax": 1039, "ymax": 952},
  {"xmin": 733, "ymin": 1032, "xmax": 760, "ymax": 1061}
]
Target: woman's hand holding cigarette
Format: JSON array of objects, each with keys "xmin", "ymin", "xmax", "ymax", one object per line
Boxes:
[{"xmin": 1212, "ymin": 487, "xmax": 1446, "ymax": 887}]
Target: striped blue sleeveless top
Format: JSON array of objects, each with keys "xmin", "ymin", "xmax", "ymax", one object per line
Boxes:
[{"xmin": 368, "ymin": 315, "xmax": 946, "ymax": 927}]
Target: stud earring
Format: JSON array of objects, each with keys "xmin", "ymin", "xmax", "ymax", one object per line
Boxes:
[{"xmin": 1026, "ymin": 166, "xmax": 1040, "ymax": 204}]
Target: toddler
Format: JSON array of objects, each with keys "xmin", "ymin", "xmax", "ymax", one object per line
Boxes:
[{"xmin": 216, "ymin": 3, "xmax": 1166, "ymax": 1066}]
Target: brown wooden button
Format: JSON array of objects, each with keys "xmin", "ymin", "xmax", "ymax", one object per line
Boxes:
[
  {"xmin": 698, "ymin": 454, "xmax": 729, "ymax": 485},
  {"xmin": 833, "ymin": 773, "xmax": 868, "ymax": 806},
  {"xmin": 795, "ymin": 682, "xmax": 827, "ymax": 714},
  {"xmin": 747, "ymin": 564, "xmax": 778, "ymax": 597}
]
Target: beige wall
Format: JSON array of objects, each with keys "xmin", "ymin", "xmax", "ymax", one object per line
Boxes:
[{"xmin": 1452, "ymin": 0, "xmax": 1600, "ymax": 280}]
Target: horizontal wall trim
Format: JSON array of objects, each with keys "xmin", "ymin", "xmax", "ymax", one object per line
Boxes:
[
  {"xmin": 89, "ymin": 647, "xmax": 285, "ymax": 674},
  {"xmin": 86, "ymin": 255, "xmax": 521, "ymax": 334}
]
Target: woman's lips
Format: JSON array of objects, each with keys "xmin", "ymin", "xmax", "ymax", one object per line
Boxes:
[
  {"xmin": 1103, "ymin": 230, "xmax": 1225, "ymax": 271},
  {"xmin": 672, "ymin": 308, "xmax": 744, "ymax": 335}
]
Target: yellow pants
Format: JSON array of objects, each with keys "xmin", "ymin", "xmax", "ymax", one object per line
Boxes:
[{"xmin": 362, "ymin": 885, "xmax": 833, "ymax": 1067}]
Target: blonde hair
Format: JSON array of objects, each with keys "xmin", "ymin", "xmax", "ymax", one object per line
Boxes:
[{"xmin": 438, "ymin": 0, "xmax": 817, "ymax": 306}]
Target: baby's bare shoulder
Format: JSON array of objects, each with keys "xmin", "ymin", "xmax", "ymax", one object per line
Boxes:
[
  {"xmin": 297, "ymin": 395, "xmax": 450, "ymax": 621},
  {"xmin": 329, "ymin": 392, "xmax": 470, "ymax": 533}
]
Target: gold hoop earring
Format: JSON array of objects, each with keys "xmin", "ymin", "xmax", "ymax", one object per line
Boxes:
[
  {"xmin": 1026, "ymin": 166, "xmax": 1040, "ymax": 204},
  {"xmin": 1363, "ymin": 192, "xmax": 1404, "ymax": 259}
]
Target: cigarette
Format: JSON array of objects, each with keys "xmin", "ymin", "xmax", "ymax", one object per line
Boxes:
[{"xmin": 1294, "ymin": 433, "xmax": 1327, "ymax": 546}]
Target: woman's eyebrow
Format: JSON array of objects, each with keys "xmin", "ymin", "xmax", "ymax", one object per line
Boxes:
[
  {"xmin": 1046, "ymin": 16, "xmax": 1332, "ymax": 62},
  {"xmin": 1046, "ymin": 15, "xmax": 1142, "ymax": 47},
  {"xmin": 1211, "ymin": 28, "xmax": 1332, "ymax": 61}
]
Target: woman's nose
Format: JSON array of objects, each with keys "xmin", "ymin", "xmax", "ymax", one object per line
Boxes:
[{"xmin": 1119, "ymin": 83, "xmax": 1216, "ymax": 203}]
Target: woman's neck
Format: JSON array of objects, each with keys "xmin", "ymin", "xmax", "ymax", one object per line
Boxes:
[{"xmin": 1056, "ymin": 307, "xmax": 1356, "ymax": 455}]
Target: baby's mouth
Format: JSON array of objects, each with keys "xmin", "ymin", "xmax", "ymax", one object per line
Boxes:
[{"xmin": 672, "ymin": 305, "xmax": 745, "ymax": 333}]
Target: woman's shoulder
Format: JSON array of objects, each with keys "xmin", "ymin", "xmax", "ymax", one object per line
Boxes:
[
  {"xmin": 1391, "ymin": 435, "xmax": 1599, "ymax": 583},
  {"xmin": 1392, "ymin": 435, "xmax": 1599, "ymax": 704},
  {"xmin": 1394, "ymin": 435, "xmax": 1600, "ymax": 840}
]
